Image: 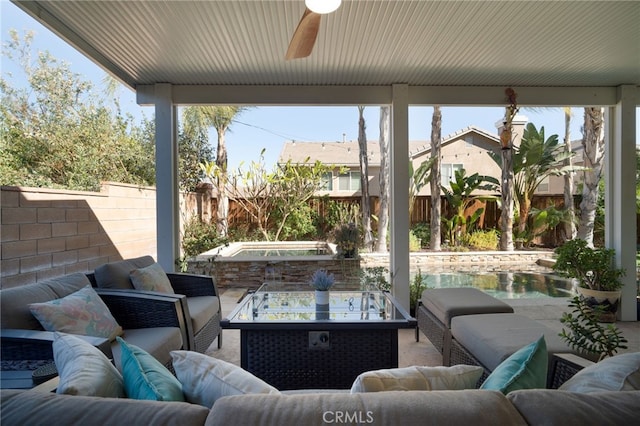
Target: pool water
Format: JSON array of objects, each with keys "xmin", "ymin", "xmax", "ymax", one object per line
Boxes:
[{"xmin": 411, "ymin": 271, "xmax": 576, "ymax": 299}]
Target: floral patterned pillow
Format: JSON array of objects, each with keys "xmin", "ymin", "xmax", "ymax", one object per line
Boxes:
[{"xmin": 29, "ymin": 285, "xmax": 123, "ymax": 341}]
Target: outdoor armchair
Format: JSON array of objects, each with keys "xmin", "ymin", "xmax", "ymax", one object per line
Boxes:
[{"xmin": 89, "ymin": 255, "xmax": 222, "ymax": 353}]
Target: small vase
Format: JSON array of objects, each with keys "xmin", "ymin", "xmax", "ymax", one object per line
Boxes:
[{"xmin": 315, "ymin": 290, "xmax": 329, "ymax": 305}]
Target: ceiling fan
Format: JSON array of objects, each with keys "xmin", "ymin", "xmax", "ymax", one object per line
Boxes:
[{"xmin": 285, "ymin": 0, "xmax": 342, "ymax": 60}]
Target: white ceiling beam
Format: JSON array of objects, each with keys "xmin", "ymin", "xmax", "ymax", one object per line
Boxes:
[{"xmin": 137, "ymin": 85, "xmax": 622, "ymax": 107}]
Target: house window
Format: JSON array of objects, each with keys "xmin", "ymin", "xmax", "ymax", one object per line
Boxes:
[
  {"xmin": 321, "ymin": 172, "xmax": 333, "ymax": 190},
  {"xmin": 538, "ymin": 176, "xmax": 549, "ymax": 192},
  {"xmin": 441, "ymin": 163, "xmax": 463, "ymax": 186},
  {"xmin": 465, "ymin": 134, "xmax": 474, "ymax": 147},
  {"xmin": 338, "ymin": 171, "xmax": 361, "ymax": 191}
]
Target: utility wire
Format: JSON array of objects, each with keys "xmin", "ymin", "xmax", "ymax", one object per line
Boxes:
[{"xmin": 233, "ymin": 119, "xmax": 317, "ymax": 143}]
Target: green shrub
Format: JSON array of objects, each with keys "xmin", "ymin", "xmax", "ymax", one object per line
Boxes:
[
  {"xmin": 181, "ymin": 218, "xmax": 226, "ymax": 257},
  {"xmin": 409, "ymin": 231, "xmax": 421, "ymax": 252},
  {"xmin": 411, "ymin": 222, "xmax": 431, "ymax": 248},
  {"xmin": 360, "ymin": 267, "xmax": 391, "ymax": 291},
  {"xmin": 464, "ymin": 229, "xmax": 499, "ymax": 250},
  {"xmin": 410, "ymin": 269, "xmax": 429, "ymax": 312}
]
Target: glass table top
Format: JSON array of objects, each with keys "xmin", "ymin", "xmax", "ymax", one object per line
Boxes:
[{"xmin": 225, "ymin": 282, "xmax": 412, "ymax": 323}]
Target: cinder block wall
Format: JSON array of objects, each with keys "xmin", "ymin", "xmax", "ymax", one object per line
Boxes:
[{"xmin": 1, "ymin": 182, "xmax": 159, "ymax": 289}]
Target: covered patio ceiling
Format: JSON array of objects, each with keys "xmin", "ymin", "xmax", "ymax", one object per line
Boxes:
[
  {"xmin": 14, "ymin": 0, "xmax": 639, "ymax": 90},
  {"xmin": 13, "ymin": 1, "xmax": 639, "ymax": 320}
]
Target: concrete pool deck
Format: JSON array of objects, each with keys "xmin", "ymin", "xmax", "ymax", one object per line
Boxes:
[{"xmin": 206, "ymin": 288, "xmax": 639, "ymax": 373}]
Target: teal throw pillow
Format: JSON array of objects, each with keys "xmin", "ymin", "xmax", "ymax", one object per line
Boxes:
[
  {"xmin": 117, "ymin": 336, "xmax": 184, "ymax": 401},
  {"xmin": 480, "ymin": 335, "xmax": 547, "ymax": 394}
]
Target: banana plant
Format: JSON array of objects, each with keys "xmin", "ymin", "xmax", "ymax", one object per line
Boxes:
[{"xmin": 441, "ymin": 169, "xmax": 498, "ymax": 246}]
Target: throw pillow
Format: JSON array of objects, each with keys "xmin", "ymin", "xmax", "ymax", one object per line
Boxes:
[
  {"xmin": 117, "ymin": 337, "xmax": 184, "ymax": 401},
  {"xmin": 559, "ymin": 352, "xmax": 640, "ymax": 392},
  {"xmin": 130, "ymin": 262, "xmax": 174, "ymax": 294},
  {"xmin": 480, "ymin": 335, "xmax": 547, "ymax": 394},
  {"xmin": 94, "ymin": 256, "xmax": 155, "ymax": 289},
  {"xmin": 53, "ymin": 332, "xmax": 125, "ymax": 397},
  {"xmin": 350, "ymin": 365, "xmax": 484, "ymax": 393},
  {"xmin": 171, "ymin": 350, "xmax": 280, "ymax": 407},
  {"xmin": 29, "ymin": 285, "xmax": 123, "ymax": 341}
]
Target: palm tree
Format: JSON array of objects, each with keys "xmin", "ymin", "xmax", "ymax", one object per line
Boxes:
[
  {"xmin": 498, "ymin": 103, "xmax": 517, "ymax": 251},
  {"xmin": 183, "ymin": 106, "xmax": 246, "ymax": 237},
  {"xmin": 562, "ymin": 107, "xmax": 577, "ymax": 241},
  {"xmin": 357, "ymin": 106, "xmax": 373, "ymax": 250},
  {"xmin": 375, "ymin": 106, "xmax": 390, "ymax": 253},
  {"xmin": 577, "ymin": 107, "xmax": 606, "ymax": 246},
  {"xmin": 409, "ymin": 158, "xmax": 434, "ymax": 220},
  {"xmin": 429, "ymin": 106, "xmax": 442, "ymax": 250}
]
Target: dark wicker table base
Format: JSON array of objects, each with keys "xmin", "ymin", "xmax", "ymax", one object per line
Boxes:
[{"xmin": 241, "ymin": 328, "xmax": 398, "ymax": 390}]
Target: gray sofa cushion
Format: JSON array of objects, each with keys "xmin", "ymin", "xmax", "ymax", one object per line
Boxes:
[
  {"xmin": 94, "ymin": 256, "xmax": 155, "ymax": 290},
  {"xmin": 508, "ymin": 389, "xmax": 640, "ymax": 425},
  {"xmin": 111, "ymin": 327, "xmax": 183, "ymax": 370},
  {"xmin": 421, "ymin": 287, "xmax": 513, "ymax": 327},
  {"xmin": 0, "ymin": 273, "xmax": 90, "ymax": 330},
  {"xmin": 451, "ymin": 313, "xmax": 571, "ymax": 371},
  {"xmin": 187, "ymin": 296, "xmax": 219, "ymax": 333},
  {"xmin": 0, "ymin": 390, "xmax": 209, "ymax": 426},
  {"xmin": 206, "ymin": 390, "xmax": 528, "ymax": 426}
]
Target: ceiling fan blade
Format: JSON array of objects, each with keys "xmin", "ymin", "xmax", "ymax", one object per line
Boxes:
[{"xmin": 285, "ymin": 8, "xmax": 321, "ymax": 60}]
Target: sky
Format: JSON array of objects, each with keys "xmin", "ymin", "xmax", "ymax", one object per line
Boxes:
[{"xmin": 2, "ymin": 2, "xmax": 638, "ymax": 171}]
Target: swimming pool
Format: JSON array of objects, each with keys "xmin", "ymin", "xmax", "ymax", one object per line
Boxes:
[{"xmin": 412, "ymin": 271, "xmax": 576, "ymax": 299}]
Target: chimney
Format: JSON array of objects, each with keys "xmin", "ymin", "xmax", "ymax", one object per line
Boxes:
[{"xmin": 495, "ymin": 114, "xmax": 528, "ymax": 148}]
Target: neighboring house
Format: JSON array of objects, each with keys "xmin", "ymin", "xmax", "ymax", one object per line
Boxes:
[{"xmin": 278, "ymin": 117, "xmax": 580, "ymax": 198}]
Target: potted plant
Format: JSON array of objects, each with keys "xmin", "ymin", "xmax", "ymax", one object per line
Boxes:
[
  {"xmin": 559, "ymin": 296, "xmax": 628, "ymax": 361},
  {"xmin": 310, "ymin": 269, "xmax": 335, "ymax": 305},
  {"xmin": 333, "ymin": 222, "xmax": 360, "ymax": 259},
  {"xmin": 552, "ymin": 239, "xmax": 625, "ymax": 322}
]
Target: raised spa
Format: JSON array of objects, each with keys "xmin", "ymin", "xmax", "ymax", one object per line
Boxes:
[{"xmin": 188, "ymin": 241, "xmax": 360, "ymax": 289}]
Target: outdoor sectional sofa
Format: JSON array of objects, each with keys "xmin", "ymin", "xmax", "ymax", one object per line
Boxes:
[
  {"xmin": 0, "ymin": 272, "xmax": 186, "ymax": 371},
  {"xmin": 1, "ymin": 371, "xmax": 639, "ymax": 425}
]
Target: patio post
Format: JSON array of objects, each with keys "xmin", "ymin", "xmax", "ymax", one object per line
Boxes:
[
  {"xmin": 390, "ymin": 84, "xmax": 410, "ymax": 311},
  {"xmin": 154, "ymin": 83, "xmax": 180, "ymax": 272},
  {"xmin": 606, "ymin": 84, "xmax": 638, "ymax": 321}
]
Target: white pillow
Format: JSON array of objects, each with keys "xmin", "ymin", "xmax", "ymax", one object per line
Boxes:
[
  {"xmin": 350, "ymin": 365, "xmax": 484, "ymax": 393},
  {"xmin": 130, "ymin": 262, "xmax": 174, "ymax": 294},
  {"xmin": 53, "ymin": 332, "xmax": 125, "ymax": 397},
  {"xmin": 171, "ymin": 351, "xmax": 280, "ymax": 407},
  {"xmin": 559, "ymin": 352, "xmax": 640, "ymax": 393}
]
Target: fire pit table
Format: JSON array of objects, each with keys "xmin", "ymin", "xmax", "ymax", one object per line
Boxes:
[{"xmin": 221, "ymin": 282, "xmax": 415, "ymax": 390}]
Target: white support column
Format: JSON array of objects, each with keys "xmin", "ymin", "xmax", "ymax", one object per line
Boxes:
[
  {"xmin": 605, "ymin": 85, "xmax": 638, "ymax": 321},
  {"xmin": 390, "ymin": 84, "xmax": 410, "ymax": 311},
  {"xmin": 154, "ymin": 84, "xmax": 180, "ymax": 272}
]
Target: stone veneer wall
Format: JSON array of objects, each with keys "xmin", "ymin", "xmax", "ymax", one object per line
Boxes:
[
  {"xmin": 360, "ymin": 251, "xmax": 555, "ymax": 273},
  {"xmin": 187, "ymin": 257, "xmax": 361, "ymax": 290}
]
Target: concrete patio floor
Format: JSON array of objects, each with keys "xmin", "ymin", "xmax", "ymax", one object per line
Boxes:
[{"xmin": 206, "ymin": 288, "xmax": 639, "ymax": 371}]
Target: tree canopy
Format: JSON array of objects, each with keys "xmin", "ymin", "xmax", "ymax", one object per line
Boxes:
[{"xmin": 1, "ymin": 30, "xmax": 156, "ymax": 191}]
